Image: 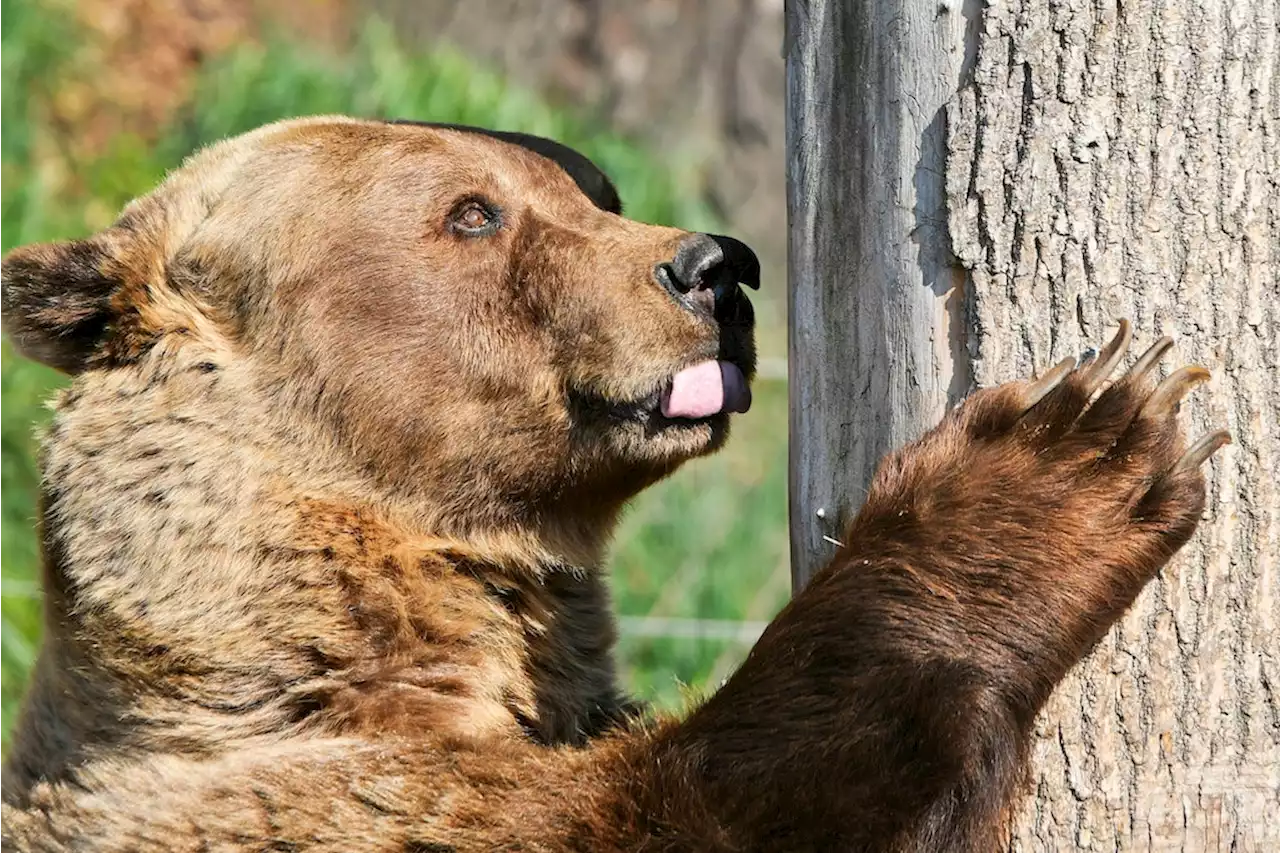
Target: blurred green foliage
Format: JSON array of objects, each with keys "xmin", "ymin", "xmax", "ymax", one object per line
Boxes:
[{"xmin": 1, "ymin": 0, "xmax": 789, "ymax": 741}]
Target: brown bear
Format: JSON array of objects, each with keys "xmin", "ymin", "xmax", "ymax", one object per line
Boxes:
[{"xmin": 0, "ymin": 116, "xmax": 1227, "ymax": 852}]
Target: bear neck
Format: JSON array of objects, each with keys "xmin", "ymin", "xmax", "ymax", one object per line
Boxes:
[{"xmin": 11, "ymin": 346, "xmax": 632, "ymax": 785}]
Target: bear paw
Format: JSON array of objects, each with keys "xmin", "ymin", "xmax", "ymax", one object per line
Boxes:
[{"xmin": 850, "ymin": 320, "xmax": 1229, "ymax": 667}]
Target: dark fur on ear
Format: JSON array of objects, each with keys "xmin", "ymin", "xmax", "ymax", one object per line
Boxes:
[
  {"xmin": 387, "ymin": 120, "xmax": 623, "ymax": 215},
  {"xmin": 1, "ymin": 237, "xmax": 118, "ymax": 374}
]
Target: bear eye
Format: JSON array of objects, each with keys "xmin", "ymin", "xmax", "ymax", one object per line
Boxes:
[{"xmin": 449, "ymin": 199, "xmax": 500, "ymax": 236}]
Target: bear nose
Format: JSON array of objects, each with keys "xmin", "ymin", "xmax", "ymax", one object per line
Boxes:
[{"xmin": 655, "ymin": 233, "xmax": 761, "ymax": 302}]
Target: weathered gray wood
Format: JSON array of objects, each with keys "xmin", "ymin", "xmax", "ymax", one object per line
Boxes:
[
  {"xmin": 785, "ymin": 0, "xmax": 973, "ymax": 588},
  {"xmin": 787, "ymin": 0, "xmax": 1279, "ymax": 847}
]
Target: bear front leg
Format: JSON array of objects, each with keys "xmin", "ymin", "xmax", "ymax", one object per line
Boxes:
[{"xmin": 652, "ymin": 321, "xmax": 1229, "ymax": 852}]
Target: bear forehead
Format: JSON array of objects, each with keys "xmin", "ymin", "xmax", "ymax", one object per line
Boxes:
[
  {"xmin": 245, "ymin": 117, "xmax": 620, "ymax": 214},
  {"xmin": 387, "ymin": 121, "xmax": 622, "ymax": 215}
]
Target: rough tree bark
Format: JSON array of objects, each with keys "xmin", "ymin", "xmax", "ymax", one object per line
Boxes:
[
  {"xmin": 788, "ymin": 0, "xmax": 1278, "ymax": 849},
  {"xmin": 950, "ymin": 1, "xmax": 1279, "ymax": 849}
]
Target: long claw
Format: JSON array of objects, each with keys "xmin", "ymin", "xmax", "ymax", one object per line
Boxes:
[
  {"xmin": 1025, "ymin": 356, "xmax": 1077, "ymax": 407},
  {"xmin": 1127, "ymin": 336, "xmax": 1175, "ymax": 384},
  {"xmin": 1080, "ymin": 319, "xmax": 1132, "ymax": 396},
  {"xmin": 1140, "ymin": 365, "xmax": 1211, "ymax": 417},
  {"xmin": 1175, "ymin": 429, "xmax": 1231, "ymax": 473}
]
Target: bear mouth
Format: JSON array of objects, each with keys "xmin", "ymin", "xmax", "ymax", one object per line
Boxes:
[
  {"xmin": 658, "ymin": 360, "xmax": 751, "ymax": 420},
  {"xmin": 571, "ymin": 355, "xmax": 753, "ymax": 435}
]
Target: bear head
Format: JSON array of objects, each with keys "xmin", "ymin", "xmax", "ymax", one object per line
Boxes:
[{"xmin": 0, "ymin": 117, "xmax": 759, "ymax": 549}]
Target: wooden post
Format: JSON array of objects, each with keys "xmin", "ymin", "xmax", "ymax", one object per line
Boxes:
[{"xmin": 784, "ymin": 0, "xmax": 971, "ymax": 589}]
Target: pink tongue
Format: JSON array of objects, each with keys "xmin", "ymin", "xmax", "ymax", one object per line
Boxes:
[{"xmin": 661, "ymin": 361, "xmax": 751, "ymax": 419}]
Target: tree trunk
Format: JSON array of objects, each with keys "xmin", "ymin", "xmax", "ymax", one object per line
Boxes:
[
  {"xmin": 788, "ymin": 0, "xmax": 1279, "ymax": 848},
  {"xmin": 949, "ymin": 1, "xmax": 1279, "ymax": 848}
]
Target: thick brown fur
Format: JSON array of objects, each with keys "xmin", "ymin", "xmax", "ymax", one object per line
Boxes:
[{"xmin": 0, "ymin": 117, "xmax": 1225, "ymax": 852}]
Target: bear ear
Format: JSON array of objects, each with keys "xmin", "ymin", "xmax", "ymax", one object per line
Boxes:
[{"xmin": 1, "ymin": 236, "xmax": 120, "ymax": 374}]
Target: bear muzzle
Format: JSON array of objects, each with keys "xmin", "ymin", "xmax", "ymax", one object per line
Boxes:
[{"xmin": 653, "ymin": 233, "xmax": 760, "ymax": 324}]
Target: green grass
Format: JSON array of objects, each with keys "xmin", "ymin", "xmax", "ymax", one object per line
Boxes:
[{"xmin": 0, "ymin": 1, "xmax": 790, "ymax": 739}]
